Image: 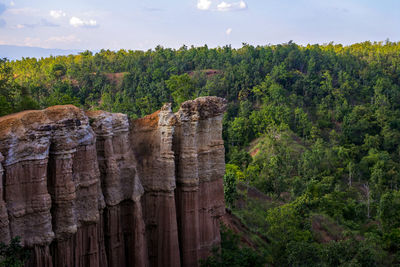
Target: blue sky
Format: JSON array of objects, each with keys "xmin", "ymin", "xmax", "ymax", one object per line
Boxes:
[{"xmin": 0, "ymin": 0, "xmax": 399, "ymax": 50}]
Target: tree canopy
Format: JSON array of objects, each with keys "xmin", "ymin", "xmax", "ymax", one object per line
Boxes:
[{"xmin": 3, "ymin": 41, "xmax": 400, "ymax": 265}]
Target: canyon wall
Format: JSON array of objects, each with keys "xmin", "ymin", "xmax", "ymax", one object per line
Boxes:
[{"xmin": 0, "ymin": 96, "xmax": 227, "ymax": 267}]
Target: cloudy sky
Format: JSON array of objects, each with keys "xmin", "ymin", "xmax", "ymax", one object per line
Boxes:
[{"xmin": 0, "ymin": 0, "xmax": 399, "ymax": 50}]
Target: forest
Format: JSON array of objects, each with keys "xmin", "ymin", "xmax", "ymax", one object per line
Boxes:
[{"xmin": 2, "ymin": 41, "xmax": 400, "ymax": 266}]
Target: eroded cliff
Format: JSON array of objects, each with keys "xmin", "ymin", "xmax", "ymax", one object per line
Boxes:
[{"xmin": 0, "ymin": 96, "xmax": 227, "ymax": 267}]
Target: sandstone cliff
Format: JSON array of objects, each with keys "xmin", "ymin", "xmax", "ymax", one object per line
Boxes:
[{"xmin": 0, "ymin": 96, "xmax": 226, "ymax": 267}]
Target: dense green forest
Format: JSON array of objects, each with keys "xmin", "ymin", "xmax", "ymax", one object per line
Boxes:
[{"xmin": 2, "ymin": 41, "xmax": 400, "ymax": 266}]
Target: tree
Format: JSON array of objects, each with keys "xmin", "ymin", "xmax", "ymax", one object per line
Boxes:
[
  {"xmin": 166, "ymin": 74, "xmax": 195, "ymax": 109},
  {"xmin": 265, "ymin": 204, "xmax": 312, "ymax": 265},
  {"xmin": 0, "ymin": 58, "xmax": 39, "ymax": 115},
  {"xmin": 0, "ymin": 58, "xmax": 15, "ymax": 116},
  {"xmin": 223, "ymin": 172, "xmax": 237, "ymax": 208},
  {"xmin": 200, "ymin": 226, "xmax": 265, "ymax": 267},
  {"xmin": 378, "ymin": 191, "xmax": 400, "ymax": 231},
  {"xmin": 363, "ymin": 182, "xmax": 371, "ymax": 219},
  {"xmin": 0, "ymin": 237, "xmax": 30, "ymax": 267}
]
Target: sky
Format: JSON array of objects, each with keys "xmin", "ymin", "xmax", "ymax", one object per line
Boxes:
[{"xmin": 0, "ymin": 0, "xmax": 399, "ymax": 51}]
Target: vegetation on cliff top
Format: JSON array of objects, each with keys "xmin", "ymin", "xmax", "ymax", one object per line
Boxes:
[{"xmin": 2, "ymin": 41, "xmax": 400, "ymax": 265}]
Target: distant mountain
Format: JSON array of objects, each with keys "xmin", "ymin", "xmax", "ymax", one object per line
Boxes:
[{"xmin": 0, "ymin": 45, "xmax": 82, "ymax": 60}]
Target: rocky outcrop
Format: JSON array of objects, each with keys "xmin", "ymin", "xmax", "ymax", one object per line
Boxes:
[
  {"xmin": 0, "ymin": 97, "xmax": 227, "ymax": 267},
  {"xmin": 130, "ymin": 104, "xmax": 180, "ymax": 267},
  {"xmin": 87, "ymin": 110, "xmax": 147, "ymax": 267},
  {"xmin": 173, "ymin": 98, "xmax": 226, "ymax": 266}
]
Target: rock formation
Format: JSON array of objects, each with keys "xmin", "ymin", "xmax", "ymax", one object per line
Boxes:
[
  {"xmin": 0, "ymin": 96, "xmax": 227, "ymax": 267},
  {"xmin": 173, "ymin": 98, "xmax": 226, "ymax": 266}
]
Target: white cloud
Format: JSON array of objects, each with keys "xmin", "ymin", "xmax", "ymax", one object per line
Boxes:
[
  {"xmin": 13, "ymin": 19, "xmax": 59, "ymax": 29},
  {"xmin": 47, "ymin": 35, "xmax": 80, "ymax": 43},
  {"xmin": 50, "ymin": 10, "xmax": 66, "ymax": 19},
  {"xmin": 217, "ymin": 1, "xmax": 247, "ymax": 11},
  {"xmin": 24, "ymin": 37, "xmax": 41, "ymax": 47},
  {"xmin": 226, "ymin": 28, "xmax": 232, "ymax": 35},
  {"xmin": 21, "ymin": 35, "xmax": 80, "ymax": 48},
  {"xmin": 197, "ymin": 0, "xmax": 247, "ymax": 12},
  {"xmin": 197, "ymin": 0, "xmax": 212, "ymax": 10},
  {"xmin": 69, "ymin": 16, "xmax": 97, "ymax": 28},
  {"xmin": 7, "ymin": 7, "xmax": 39, "ymax": 15},
  {"xmin": 217, "ymin": 2, "xmax": 231, "ymax": 11},
  {"xmin": 10, "ymin": 1, "xmax": 15, "ymax": 7}
]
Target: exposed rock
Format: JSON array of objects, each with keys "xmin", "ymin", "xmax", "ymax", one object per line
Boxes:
[
  {"xmin": 174, "ymin": 97, "xmax": 227, "ymax": 266},
  {"xmin": 130, "ymin": 103, "xmax": 180, "ymax": 267},
  {"xmin": 0, "ymin": 152, "xmax": 10, "ymax": 244},
  {"xmin": 87, "ymin": 110, "xmax": 147, "ymax": 267},
  {"xmin": 0, "ymin": 97, "xmax": 226, "ymax": 267}
]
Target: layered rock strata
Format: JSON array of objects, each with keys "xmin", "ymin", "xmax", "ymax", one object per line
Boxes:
[
  {"xmin": 0, "ymin": 96, "xmax": 227, "ymax": 267},
  {"xmin": 130, "ymin": 104, "xmax": 180, "ymax": 267},
  {"xmin": 173, "ymin": 98, "xmax": 226, "ymax": 266}
]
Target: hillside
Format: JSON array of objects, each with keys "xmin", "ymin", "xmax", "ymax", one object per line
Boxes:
[{"xmin": 2, "ymin": 42, "xmax": 400, "ymax": 265}]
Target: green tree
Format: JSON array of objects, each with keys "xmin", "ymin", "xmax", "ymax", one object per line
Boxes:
[
  {"xmin": 265, "ymin": 204, "xmax": 312, "ymax": 265},
  {"xmin": 378, "ymin": 191, "xmax": 400, "ymax": 231},
  {"xmin": 0, "ymin": 237, "xmax": 30, "ymax": 267},
  {"xmin": 200, "ymin": 226, "xmax": 265, "ymax": 267},
  {"xmin": 166, "ymin": 74, "xmax": 195, "ymax": 109}
]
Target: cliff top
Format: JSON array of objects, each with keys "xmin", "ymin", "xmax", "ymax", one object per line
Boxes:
[
  {"xmin": 132, "ymin": 110, "xmax": 161, "ymax": 129},
  {"xmin": 0, "ymin": 105, "xmax": 84, "ymax": 138},
  {"xmin": 0, "ymin": 96, "xmax": 227, "ymax": 137},
  {"xmin": 176, "ymin": 96, "xmax": 227, "ymax": 120}
]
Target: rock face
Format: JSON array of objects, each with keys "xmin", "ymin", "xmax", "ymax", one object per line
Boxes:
[
  {"xmin": 173, "ymin": 98, "xmax": 226, "ymax": 266},
  {"xmin": 0, "ymin": 96, "xmax": 227, "ymax": 267}
]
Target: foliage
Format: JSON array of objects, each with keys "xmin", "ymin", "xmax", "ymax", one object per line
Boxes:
[
  {"xmin": 265, "ymin": 203, "xmax": 312, "ymax": 265},
  {"xmin": 200, "ymin": 225, "xmax": 266, "ymax": 267},
  {"xmin": 4, "ymin": 41, "xmax": 400, "ymax": 265},
  {"xmin": 166, "ymin": 74, "xmax": 196, "ymax": 110},
  {"xmin": 223, "ymin": 164, "xmax": 244, "ymax": 207},
  {"xmin": 0, "ymin": 237, "xmax": 30, "ymax": 267},
  {"xmin": 0, "ymin": 58, "xmax": 39, "ymax": 116}
]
